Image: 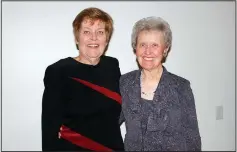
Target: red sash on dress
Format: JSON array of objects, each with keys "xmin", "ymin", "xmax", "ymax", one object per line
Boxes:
[
  {"xmin": 60, "ymin": 125, "xmax": 113, "ymax": 151},
  {"xmin": 70, "ymin": 77, "xmax": 122, "ymax": 105}
]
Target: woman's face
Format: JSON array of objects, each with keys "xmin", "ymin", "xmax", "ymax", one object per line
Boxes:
[
  {"xmin": 76, "ymin": 19, "xmax": 108, "ymax": 60},
  {"xmin": 136, "ymin": 30, "xmax": 167, "ymax": 71}
]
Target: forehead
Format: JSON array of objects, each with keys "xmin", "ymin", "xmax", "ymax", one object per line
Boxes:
[
  {"xmin": 137, "ymin": 30, "xmax": 164, "ymax": 43},
  {"xmin": 138, "ymin": 30, "xmax": 163, "ymax": 39},
  {"xmin": 81, "ymin": 19, "xmax": 105, "ymax": 28}
]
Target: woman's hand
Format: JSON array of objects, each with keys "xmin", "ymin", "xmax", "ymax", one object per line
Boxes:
[{"xmin": 58, "ymin": 127, "xmax": 62, "ymax": 139}]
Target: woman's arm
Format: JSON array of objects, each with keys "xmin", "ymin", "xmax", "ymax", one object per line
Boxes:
[
  {"xmin": 41, "ymin": 65, "xmax": 64, "ymax": 151},
  {"xmin": 119, "ymin": 111, "xmax": 125, "ymax": 126},
  {"xmin": 118, "ymin": 76, "xmax": 125, "ymax": 126},
  {"xmin": 180, "ymin": 81, "xmax": 202, "ymax": 151}
]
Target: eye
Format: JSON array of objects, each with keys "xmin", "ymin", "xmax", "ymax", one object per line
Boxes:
[
  {"xmin": 97, "ymin": 31, "xmax": 105, "ymax": 35},
  {"xmin": 83, "ymin": 31, "xmax": 90, "ymax": 34},
  {"xmin": 152, "ymin": 43, "xmax": 158, "ymax": 48},
  {"xmin": 140, "ymin": 43, "xmax": 146, "ymax": 48}
]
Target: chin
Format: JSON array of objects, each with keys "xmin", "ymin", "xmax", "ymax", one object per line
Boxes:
[
  {"xmin": 140, "ymin": 63, "xmax": 153, "ymax": 68},
  {"xmin": 86, "ymin": 53, "xmax": 103, "ymax": 59},
  {"xmin": 140, "ymin": 66, "xmax": 153, "ymax": 71},
  {"xmin": 87, "ymin": 50, "xmax": 103, "ymax": 56}
]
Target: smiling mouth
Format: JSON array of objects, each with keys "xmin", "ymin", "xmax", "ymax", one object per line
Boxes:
[
  {"xmin": 87, "ymin": 44, "xmax": 99, "ymax": 48},
  {"xmin": 143, "ymin": 57, "xmax": 153, "ymax": 61}
]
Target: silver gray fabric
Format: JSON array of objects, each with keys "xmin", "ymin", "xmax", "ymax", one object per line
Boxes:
[{"xmin": 119, "ymin": 67, "xmax": 201, "ymax": 151}]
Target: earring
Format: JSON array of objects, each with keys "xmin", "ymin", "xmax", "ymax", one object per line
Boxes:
[{"xmin": 163, "ymin": 51, "xmax": 168, "ymax": 57}]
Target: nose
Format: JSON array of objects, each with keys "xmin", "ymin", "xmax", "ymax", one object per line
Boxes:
[
  {"xmin": 90, "ymin": 32, "xmax": 97, "ymax": 41},
  {"xmin": 144, "ymin": 46, "xmax": 152, "ymax": 55}
]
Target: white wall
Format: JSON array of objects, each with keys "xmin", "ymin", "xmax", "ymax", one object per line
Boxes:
[
  {"xmin": 0, "ymin": 1, "xmax": 2, "ymax": 151},
  {"xmin": 2, "ymin": 1, "xmax": 235, "ymax": 151},
  {"xmin": 236, "ymin": 1, "xmax": 237, "ymax": 150}
]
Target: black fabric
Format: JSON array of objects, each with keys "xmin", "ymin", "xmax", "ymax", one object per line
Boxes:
[{"xmin": 41, "ymin": 56, "xmax": 124, "ymax": 151}]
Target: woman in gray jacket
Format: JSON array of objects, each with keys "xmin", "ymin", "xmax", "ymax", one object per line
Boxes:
[{"xmin": 119, "ymin": 16, "xmax": 201, "ymax": 151}]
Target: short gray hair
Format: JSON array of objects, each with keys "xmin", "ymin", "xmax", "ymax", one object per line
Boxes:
[{"xmin": 131, "ymin": 16, "xmax": 172, "ymax": 52}]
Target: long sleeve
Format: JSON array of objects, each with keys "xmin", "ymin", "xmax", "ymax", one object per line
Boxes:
[
  {"xmin": 119, "ymin": 111, "xmax": 125, "ymax": 126},
  {"xmin": 41, "ymin": 65, "xmax": 64, "ymax": 151},
  {"xmin": 112, "ymin": 58, "xmax": 124, "ymax": 126},
  {"xmin": 114, "ymin": 58, "xmax": 122, "ymax": 93},
  {"xmin": 181, "ymin": 81, "xmax": 202, "ymax": 151},
  {"xmin": 118, "ymin": 76, "xmax": 126, "ymax": 126}
]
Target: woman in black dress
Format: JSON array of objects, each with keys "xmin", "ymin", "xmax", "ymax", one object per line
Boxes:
[{"xmin": 41, "ymin": 7, "xmax": 124, "ymax": 151}]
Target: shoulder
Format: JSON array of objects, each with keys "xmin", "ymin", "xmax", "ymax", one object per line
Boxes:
[
  {"xmin": 167, "ymin": 72, "xmax": 190, "ymax": 87},
  {"xmin": 48, "ymin": 57, "xmax": 71, "ymax": 69},
  {"xmin": 164, "ymin": 69, "xmax": 192, "ymax": 95},
  {"xmin": 166, "ymin": 71, "xmax": 196, "ymax": 107},
  {"xmin": 44, "ymin": 57, "xmax": 71, "ymax": 75},
  {"xmin": 120, "ymin": 70, "xmax": 139, "ymax": 86},
  {"xmin": 101, "ymin": 55, "xmax": 119, "ymax": 66}
]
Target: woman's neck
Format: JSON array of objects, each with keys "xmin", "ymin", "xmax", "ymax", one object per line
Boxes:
[
  {"xmin": 141, "ymin": 65, "xmax": 163, "ymax": 83},
  {"xmin": 140, "ymin": 65, "xmax": 163, "ymax": 100},
  {"xmin": 75, "ymin": 55, "xmax": 100, "ymax": 66}
]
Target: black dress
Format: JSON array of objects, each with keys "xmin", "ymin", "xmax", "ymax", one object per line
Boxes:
[{"xmin": 41, "ymin": 56, "xmax": 124, "ymax": 151}]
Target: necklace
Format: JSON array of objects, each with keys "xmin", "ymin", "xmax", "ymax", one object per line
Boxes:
[
  {"xmin": 141, "ymin": 91, "xmax": 155, "ymax": 96},
  {"xmin": 140, "ymin": 72, "xmax": 157, "ymax": 97}
]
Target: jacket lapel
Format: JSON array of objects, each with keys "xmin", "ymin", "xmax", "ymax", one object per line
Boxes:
[
  {"xmin": 125, "ymin": 67, "xmax": 176, "ymax": 131},
  {"xmin": 147, "ymin": 67, "xmax": 172, "ymax": 131},
  {"xmin": 126, "ymin": 70, "xmax": 142, "ymax": 119},
  {"xmin": 153, "ymin": 67, "xmax": 171, "ymax": 114}
]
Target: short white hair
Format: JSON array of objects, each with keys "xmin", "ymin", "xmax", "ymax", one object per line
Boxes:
[{"xmin": 131, "ymin": 16, "xmax": 172, "ymax": 52}]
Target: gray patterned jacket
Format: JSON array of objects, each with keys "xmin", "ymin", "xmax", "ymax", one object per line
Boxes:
[{"xmin": 119, "ymin": 67, "xmax": 201, "ymax": 151}]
